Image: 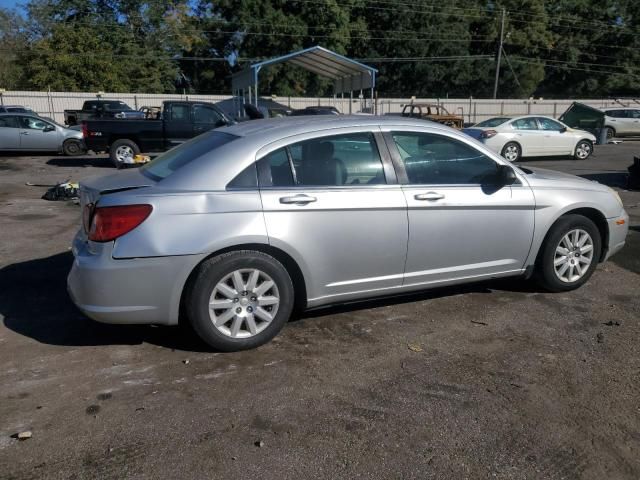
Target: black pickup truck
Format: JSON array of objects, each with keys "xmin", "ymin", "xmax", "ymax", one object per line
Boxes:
[
  {"xmin": 64, "ymin": 100, "xmax": 145, "ymax": 126},
  {"xmin": 82, "ymin": 101, "xmax": 233, "ymax": 167}
]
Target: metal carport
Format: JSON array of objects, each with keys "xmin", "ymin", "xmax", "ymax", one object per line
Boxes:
[{"xmin": 231, "ymin": 45, "xmax": 377, "ymax": 116}]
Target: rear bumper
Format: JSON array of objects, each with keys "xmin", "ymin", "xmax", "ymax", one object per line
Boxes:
[
  {"xmin": 604, "ymin": 211, "xmax": 629, "ymax": 261},
  {"xmin": 67, "ymin": 231, "xmax": 204, "ymax": 325}
]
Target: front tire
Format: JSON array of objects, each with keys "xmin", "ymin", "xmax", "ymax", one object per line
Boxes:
[
  {"xmin": 63, "ymin": 139, "xmax": 84, "ymax": 156},
  {"xmin": 536, "ymin": 215, "xmax": 601, "ymax": 292},
  {"xmin": 186, "ymin": 251, "xmax": 295, "ymax": 351},
  {"xmin": 501, "ymin": 142, "xmax": 521, "ymax": 162},
  {"xmin": 109, "ymin": 139, "xmax": 140, "ymax": 168},
  {"xmin": 574, "ymin": 140, "xmax": 593, "ymax": 160},
  {"xmin": 605, "ymin": 127, "xmax": 615, "ymax": 140}
]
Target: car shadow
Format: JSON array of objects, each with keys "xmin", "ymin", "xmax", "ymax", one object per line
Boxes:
[
  {"xmin": 578, "ymin": 172, "xmax": 629, "ymax": 188},
  {"xmin": 1, "ymin": 251, "xmax": 543, "ymax": 352},
  {"xmin": 0, "ymin": 252, "xmax": 211, "ymax": 352},
  {"xmin": 46, "ymin": 157, "xmax": 114, "ymax": 168}
]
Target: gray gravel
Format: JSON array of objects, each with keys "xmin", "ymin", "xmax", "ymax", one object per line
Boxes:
[{"xmin": 0, "ymin": 144, "xmax": 639, "ymax": 479}]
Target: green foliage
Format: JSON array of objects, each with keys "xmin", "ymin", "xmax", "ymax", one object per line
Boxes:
[{"xmin": 1, "ymin": 0, "xmax": 639, "ymax": 97}]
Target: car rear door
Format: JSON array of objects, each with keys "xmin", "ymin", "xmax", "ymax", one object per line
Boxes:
[
  {"xmin": 509, "ymin": 118, "xmax": 544, "ymax": 156},
  {"xmin": 0, "ymin": 116, "xmax": 21, "ymax": 149},
  {"xmin": 163, "ymin": 103, "xmax": 194, "ymax": 147},
  {"xmin": 606, "ymin": 110, "xmax": 633, "ymax": 135},
  {"xmin": 258, "ymin": 128, "xmax": 408, "ymax": 305},
  {"xmin": 18, "ymin": 116, "xmax": 60, "ymax": 150},
  {"xmin": 628, "ymin": 109, "xmax": 640, "ymax": 134},
  {"xmin": 382, "ymin": 128, "xmax": 535, "ymax": 286}
]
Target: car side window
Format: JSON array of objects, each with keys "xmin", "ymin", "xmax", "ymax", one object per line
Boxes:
[
  {"xmin": 511, "ymin": 118, "xmax": 538, "ymax": 130},
  {"xmin": 193, "ymin": 105, "xmax": 224, "ymax": 125},
  {"xmin": 169, "ymin": 104, "xmax": 190, "ymax": 121},
  {"xmin": 0, "ymin": 116, "xmax": 19, "ymax": 128},
  {"xmin": 391, "ymin": 132, "xmax": 500, "ymax": 185},
  {"xmin": 260, "ymin": 132, "xmax": 385, "ymax": 187},
  {"xmin": 537, "ymin": 117, "xmax": 564, "ymax": 131},
  {"xmin": 631, "ymin": 110, "xmax": 640, "ymax": 119},
  {"xmin": 20, "ymin": 117, "xmax": 51, "ymax": 130}
]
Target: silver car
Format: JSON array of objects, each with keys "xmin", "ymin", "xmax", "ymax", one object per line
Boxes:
[
  {"xmin": 0, "ymin": 113, "xmax": 84, "ymax": 155},
  {"xmin": 68, "ymin": 116, "xmax": 629, "ymax": 351}
]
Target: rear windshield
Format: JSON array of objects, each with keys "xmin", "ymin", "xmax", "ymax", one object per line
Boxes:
[
  {"xmin": 475, "ymin": 117, "xmax": 510, "ymax": 127},
  {"xmin": 141, "ymin": 131, "xmax": 238, "ymax": 181}
]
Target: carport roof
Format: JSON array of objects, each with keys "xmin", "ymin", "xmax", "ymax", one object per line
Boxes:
[{"xmin": 231, "ymin": 46, "xmax": 377, "ymax": 94}]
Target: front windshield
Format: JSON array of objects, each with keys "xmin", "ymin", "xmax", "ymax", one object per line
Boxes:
[
  {"xmin": 475, "ymin": 117, "xmax": 511, "ymax": 128},
  {"xmin": 141, "ymin": 131, "xmax": 238, "ymax": 181}
]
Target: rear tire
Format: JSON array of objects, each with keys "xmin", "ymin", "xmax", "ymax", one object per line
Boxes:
[
  {"xmin": 535, "ymin": 214, "xmax": 601, "ymax": 292},
  {"xmin": 109, "ymin": 139, "xmax": 140, "ymax": 168},
  {"xmin": 605, "ymin": 127, "xmax": 615, "ymax": 140},
  {"xmin": 63, "ymin": 139, "xmax": 84, "ymax": 156},
  {"xmin": 501, "ymin": 142, "xmax": 521, "ymax": 162},
  {"xmin": 186, "ymin": 251, "xmax": 295, "ymax": 351}
]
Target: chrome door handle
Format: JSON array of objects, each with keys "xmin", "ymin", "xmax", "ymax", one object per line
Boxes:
[
  {"xmin": 414, "ymin": 192, "xmax": 445, "ymax": 201},
  {"xmin": 20, "ymin": 132, "xmax": 29, "ymax": 135},
  {"xmin": 279, "ymin": 194, "xmax": 317, "ymax": 205}
]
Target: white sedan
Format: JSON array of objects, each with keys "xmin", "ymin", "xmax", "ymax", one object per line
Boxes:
[{"xmin": 463, "ymin": 115, "xmax": 596, "ymax": 161}]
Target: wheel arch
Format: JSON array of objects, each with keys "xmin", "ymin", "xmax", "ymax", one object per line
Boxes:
[
  {"xmin": 178, "ymin": 243, "xmax": 308, "ymax": 325},
  {"xmin": 534, "ymin": 207, "xmax": 609, "ymax": 266}
]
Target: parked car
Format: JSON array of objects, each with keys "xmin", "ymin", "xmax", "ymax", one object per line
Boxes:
[
  {"xmin": 68, "ymin": 116, "xmax": 628, "ymax": 351},
  {"xmin": 401, "ymin": 103, "xmax": 464, "ymax": 128},
  {"xmin": 0, "ymin": 113, "xmax": 84, "ymax": 155},
  {"xmin": 463, "ymin": 115, "xmax": 596, "ymax": 161},
  {"xmin": 0, "ymin": 105, "xmax": 37, "ymax": 115},
  {"xmin": 82, "ymin": 101, "xmax": 234, "ymax": 167},
  {"xmin": 64, "ymin": 100, "xmax": 145, "ymax": 126},
  {"xmin": 289, "ymin": 106, "xmax": 340, "ymax": 116},
  {"xmin": 601, "ymin": 107, "xmax": 640, "ymax": 139}
]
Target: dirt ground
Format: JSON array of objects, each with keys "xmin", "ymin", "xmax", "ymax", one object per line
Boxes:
[{"xmin": 0, "ymin": 144, "xmax": 639, "ymax": 480}]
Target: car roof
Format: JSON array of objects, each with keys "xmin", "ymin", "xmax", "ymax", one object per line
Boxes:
[
  {"xmin": 602, "ymin": 107, "xmax": 636, "ymax": 110},
  {"xmin": 219, "ymin": 115, "xmax": 448, "ymax": 143},
  {"xmin": 0, "ymin": 112, "xmax": 41, "ymax": 117}
]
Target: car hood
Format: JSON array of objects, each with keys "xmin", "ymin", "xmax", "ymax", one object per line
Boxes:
[{"xmin": 518, "ymin": 166, "xmax": 608, "ymax": 191}]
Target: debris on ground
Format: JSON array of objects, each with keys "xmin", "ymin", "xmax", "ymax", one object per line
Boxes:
[
  {"xmin": 183, "ymin": 359, "xmax": 190, "ymax": 365},
  {"xmin": 603, "ymin": 320, "xmax": 621, "ymax": 326},
  {"xmin": 471, "ymin": 320, "xmax": 488, "ymax": 326},
  {"xmin": 13, "ymin": 431, "xmax": 32, "ymax": 441},
  {"xmin": 38, "ymin": 181, "xmax": 79, "ymax": 201},
  {"xmin": 596, "ymin": 332, "xmax": 605, "ymax": 343},
  {"xmin": 407, "ymin": 343, "xmax": 423, "ymax": 353},
  {"xmin": 254, "ymin": 440, "xmax": 264, "ymax": 448}
]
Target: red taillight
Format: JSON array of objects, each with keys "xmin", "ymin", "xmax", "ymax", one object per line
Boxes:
[
  {"xmin": 81, "ymin": 121, "xmax": 88, "ymax": 138},
  {"xmin": 88, "ymin": 204, "xmax": 152, "ymax": 242},
  {"xmin": 481, "ymin": 129, "xmax": 498, "ymax": 139}
]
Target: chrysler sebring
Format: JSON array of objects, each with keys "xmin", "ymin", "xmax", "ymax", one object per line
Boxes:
[{"xmin": 68, "ymin": 116, "xmax": 628, "ymax": 351}]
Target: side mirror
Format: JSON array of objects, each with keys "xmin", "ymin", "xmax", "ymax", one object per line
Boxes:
[
  {"xmin": 43, "ymin": 125, "xmax": 55, "ymax": 132},
  {"xmin": 559, "ymin": 126, "xmax": 567, "ymax": 133},
  {"xmin": 497, "ymin": 164, "xmax": 517, "ymax": 185}
]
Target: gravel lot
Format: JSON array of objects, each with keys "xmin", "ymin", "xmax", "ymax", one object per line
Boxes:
[{"xmin": 1, "ymin": 144, "xmax": 639, "ymax": 479}]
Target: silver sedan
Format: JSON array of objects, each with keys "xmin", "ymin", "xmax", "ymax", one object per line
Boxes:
[
  {"xmin": 68, "ymin": 116, "xmax": 629, "ymax": 351},
  {"xmin": 0, "ymin": 113, "xmax": 84, "ymax": 155}
]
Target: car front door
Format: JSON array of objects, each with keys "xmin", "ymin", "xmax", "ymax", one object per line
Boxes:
[
  {"xmin": 192, "ymin": 104, "xmax": 227, "ymax": 136},
  {"xmin": 258, "ymin": 129, "xmax": 408, "ymax": 305},
  {"xmin": 606, "ymin": 110, "xmax": 632, "ymax": 135},
  {"xmin": 0, "ymin": 116, "xmax": 21, "ymax": 149},
  {"xmin": 535, "ymin": 117, "xmax": 575, "ymax": 155},
  {"xmin": 163, "ymin": 103, "xmax": 193, "ymax": 147},
  {"xmin": 18, "ymin": 116, "xmax": 60, "ymax": 150},
  {"xmin": 509, "ymin": 117, "xmax": 544, "ymax": 156},
  {"xmin": 383, "ymin": 128, "xmax": 535, "ymax": 286}
]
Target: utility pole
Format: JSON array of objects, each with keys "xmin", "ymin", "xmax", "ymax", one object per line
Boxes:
[{"xmin": 493, "ymin": 8, "xmax": 506, "ymax": 99}]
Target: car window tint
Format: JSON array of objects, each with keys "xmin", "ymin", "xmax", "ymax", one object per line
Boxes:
[
  {"xmin": 287, "ymin": 132, "xmax": 385, "ymax": 186},
  {"xmin": 169, "ymin": 104, "xmax": 190, "ymax": 121},
  {"xmin": 475, "ymin": 117, "xmax": 510, "ymax": 127},
  {"xmin": 391, "ymin": 132, "xmax": 500, "ymax": 185},
  {"xmin": 0, "ymin": 116, "xmax": 19, "ymax": 128},
  {"xmin": 141, "ymin": 131, "xmax": 237, "ymax": 181},
  {"xmin": 631, "ymin": 110, "xmax": 640, "ymax": 119},
  {"xmin": 227, "ymin": 163, "xmax": 258, "ymax": 189},
  {"xmin": 193, "ymin": 105, "xmax": 223, "ymax": 124},
  {"xmin": 537, "ymin": 117, "xmax": 564, "ymax": 131},
  {"xmin": 20, "ymin": 117, "xmax": 50, "ymax": 130},
  {"xmin": 262, "ymin": 148, "xmax": 295, "ymax": 187},
  {"xmin": 511, "ymin": 118, "xmax": 538, "ymax": 130}
]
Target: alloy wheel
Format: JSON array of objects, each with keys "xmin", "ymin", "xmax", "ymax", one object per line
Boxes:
[
  {"xmin": 208, "ymin": 269, "xmax": 280, "ymax": 338},
  {"xmin": 115, "ymin": 145, "xmax": 134, "ymax": 163},
  {"xmin": 503, "ymin": 144, "xmax": 519, "ymax": 162},
  {"xmin": 575, "ymin": 142, "xmax": 591, "ymax": 159},
  {"xmin": 553, "ymin": 229, "xmax": 594, "ymax": 283}
]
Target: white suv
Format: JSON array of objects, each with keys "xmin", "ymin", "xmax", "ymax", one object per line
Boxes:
[{"xmin": 602, "ymin": 107, "xmax": 640, "ymax": 139}]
